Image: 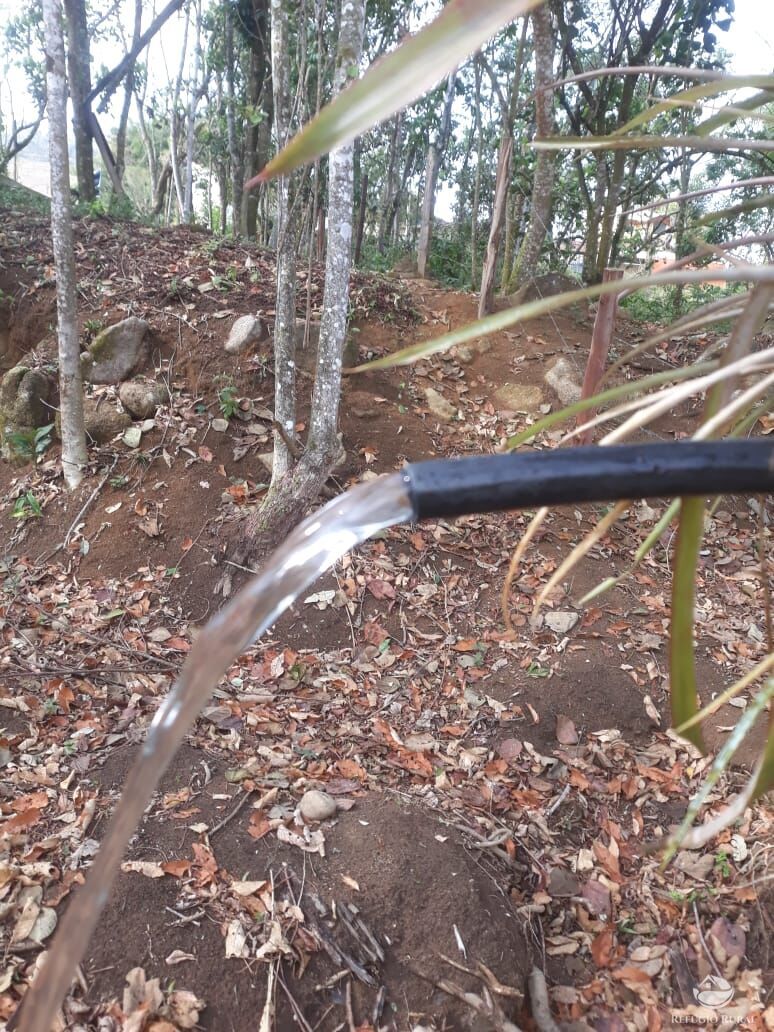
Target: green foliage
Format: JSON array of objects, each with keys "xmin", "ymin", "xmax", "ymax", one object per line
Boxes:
[
  {"xmin": 217, "ymin": 385, "xmax": 239, "ymax": 419},
  {"xmin": 621, "ymin": 282, "xmax": 746, "ymax": 322},
  {"xmin": 11, "ymin": 491, "xmax": 43, "ymax": 521}
]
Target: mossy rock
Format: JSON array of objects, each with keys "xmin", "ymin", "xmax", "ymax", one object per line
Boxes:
[
  {"xmin": 0, "ymin": 366, "xmax": 54, "ymax": 463},
  {"xmin": 81, "ymin": 316, "xmax": 150, "ymax": 384}
]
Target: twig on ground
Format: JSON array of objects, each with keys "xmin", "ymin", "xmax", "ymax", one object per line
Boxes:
[
  {"xmin": 528, "ymin": 967, "xmax": 560, "ymax": 1032},
  {"xmin": 37, "ymin": 458, "xmax": 118, "ymax": 563},
  {"xmin": 209, "ymin": 788, "xmax": 255, "ymax": 837},
  {"xmin": 344, "ymin": 979, "xmax": 356, "ymax": 1032}
]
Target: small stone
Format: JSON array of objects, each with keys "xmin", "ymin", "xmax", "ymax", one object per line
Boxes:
[
  {"xmin": 299, "ymin": 789, "xmax": 337, "ymax": 823},
  {"xmin": 544, "ymin": 356, "xmax": 582, "ymax": 407},
  {"xmin": 225, "ymin": 315, "xmax": 267, "ymax": 355},
  {"xmin": 424, "ymin": 387, "xmax": 456, "ymax": 422},
  {"xmin": 453, "ymin": 344, "xmax": 475, "ymax": 364},
  {"xmin": 544, "ymin": 611, "xmax": 579, "ymax": 635},
  {"xmin": 492, "ymin": 383, "xmax": 543, "ymax": 414},
  {"xmin": 122, "ymin": 426, "xmax": 142, "ymax": 448},
  {"xmin": 548, "ymin": 867, "xmax": 580, "ymax": 898},
  {"xmin": 119, "ymin": 380, "xmax": 168, "ymax": 419},
  {"xmin": 211, "ymin": 418, "xmax": 229, "ymax": 432}
]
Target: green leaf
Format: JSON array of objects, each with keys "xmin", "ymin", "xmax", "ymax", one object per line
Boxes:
[
  {"xmin": 248, "ymin": 0, "xmax": 540, "ymax": 185},
  {"xmin": 532, "ymin": 134, "xmax": 774, "ymax": 154},
  {"xmin": 613, "ymin": 75, "xmax": 774, "ymax": 136},
  {"xmin": 695, "ymin": 90, "xmax": 774, "ymax": 135},
  {"xmin": 669, "ymin": 497, "xmax": 705, "ymax": 751}
]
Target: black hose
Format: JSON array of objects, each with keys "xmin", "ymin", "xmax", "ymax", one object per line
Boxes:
[{"xmin": 404, "ymin": 441, "xmax": 774, "ymax": 521}]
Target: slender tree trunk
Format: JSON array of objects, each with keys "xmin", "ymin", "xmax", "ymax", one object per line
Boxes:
[
  {"xmin": 354, "ymin": 171, "xmax": 368, "ymax": 265},
  {"xmin": 268, "ymin": 0, "xmax": 299, "ymax": 489},
  {"xmin": 43, "ymin": 0, "xmax": 87, "ymax": 489},
  {"xmin": 115, "ymin": 0, "xmax": 142, "ymax": 187},
  {"xmin": 169, "ymin": 0, "xmax": 190, "ymax": 220},
  {"xmin": 63, "ymin": 0, "xmax": 95, "ymax": 201},
  {"xmin": 377, "ymin": 115, "xmax": 401, "ymax": 254},
  {"xmin": 224, "ymin": 1, "xmax": 242, "ymax": 235},
  {"xmin": 481, "ymin": 21, "xmax": 526, "ymax": 308},
  {"xmin": 471, "ymin": 60, "xmax": 483, "ymax": 286},
  {"xmin": 507, "ymin": 3, "xmax": 555, "ymax": 291},
  {"xmin": 152, "ymin": 159, "xmax": 172, "ymax": 216},
  {"xmin": 417, "ymin": 71, "xmax": 456, "ymax": 278},
  {"xmin": 478, "ymin": 136, "xmax": 512, "ymax": 317},
  {"xmin": 232, "ymin": 0, "xmax": 365, "ymax": 571},
  {"xmin": 183, "ymin": 0, "xmax": 201, "ymax": 223}
]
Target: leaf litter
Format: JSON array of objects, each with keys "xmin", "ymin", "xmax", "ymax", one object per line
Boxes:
[{"xmin": 0, "ymin": 215, "xmax": 771, "ymax": 1029}]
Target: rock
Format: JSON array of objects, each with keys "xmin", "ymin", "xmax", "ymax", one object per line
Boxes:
[
  {"xmin": 224, "ymin": 314, "xmax": 267, "ymax": 355},
  {"xmin": 298, "ymin": 789, "xmax": 337, "ymax": 823},
  {"xmin": 0, "ymin": 366, "xmax": 54, "ymax": 462},
  {"xmin": 211, "ymin": 418, "xmax": 229, "ymax": 432},
  {"xmin": 122, "ymin": 426, "xmax": 142, "ymax": 448},
  {"xmin": 424, "ymin": 387, "xmax": 456, "ymax": 422},
  {"xmin": 452, "ymin": 344, "xmax": 475, "ymax": 365},
  {"xmin": 81, "ymin": 316, "xmax": 150, "ymax": 384},
  {"xmin": 81, "ymin": 399, "xmax": 132, "ymax": 444},
  {"xmin": 545, "ymin": 357, "xmax": 582, "ymax": 407},
  {"xmin": 544, "ymin": 611, "xmax": 579, "ymax": 635},
  {"xmin": 492, "ymin": 383, "xmax": 543, "ymax": 415},
  {"xmin": 119, "ymin": 380, "xmax": 168, "ymax": 419}
]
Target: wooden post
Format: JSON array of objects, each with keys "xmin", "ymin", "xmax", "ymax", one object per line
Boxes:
[{"xmin": 577, "ymin": 267, "xmax": 624, "ymax": 444}]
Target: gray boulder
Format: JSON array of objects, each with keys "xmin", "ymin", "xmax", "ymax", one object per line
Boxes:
[
  {"xmin": 545, "ymin": 356, "xmax": 582, "ymax": 407},
  {"xmin": 225, "ymin": 315, "xmax": 268, "ymax": 355},
  {"xmin": 81, "ymin": 317, "xmax": 150, "ymax": 384},
  {"xmin": 119, "ymin": 379, "xmax": 168, "ymax": 419},
  {"xmin": 0, "ymin": 366, "xmax": 53, "ymax": 462}
]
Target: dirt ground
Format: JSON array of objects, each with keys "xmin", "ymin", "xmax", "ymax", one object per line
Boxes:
[{"xmin": 0, "ymin": 208, "xmax": 771, "ymax": 1031}]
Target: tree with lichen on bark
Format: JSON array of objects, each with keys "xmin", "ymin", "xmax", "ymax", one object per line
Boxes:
[
  {"xmin": 227, "ymin": 0, "xmax": 366, "ymax": 582},
  {"xmin": 42, "ymin": 0, "xmax": 87, "ymax": 490}
]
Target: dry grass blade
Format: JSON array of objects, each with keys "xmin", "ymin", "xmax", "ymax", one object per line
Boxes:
[
  {"xmin": 501, "ymin": 506, "xmax": 549, "ymax": 632},
  {"xmin": 676, "ymin": 653, "xmax": 774, "ymax": 734},
  {"xmin": 532, "ymin": 501, "xmax": 629, "ymax": 620},
  {"xmin": 533, "ymin": 134, "xmax": 774, "ymax": 154}
]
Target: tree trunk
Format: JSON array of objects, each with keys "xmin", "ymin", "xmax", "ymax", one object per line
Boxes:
[
  {"xmin": 478, "ymin": 135, "xmax": 512, "ymax": 317},
  {"xmin": 480, "ymin": 21, "xmax": 526, "ymax": 310},
  {"xmin": 63, "ymin": 0, "xmax": 95, "ymax": 201},
  {"xmin": 470, "ymin": 59, "xmax": 483, "ymax": 286},
  {"xmin": 417, "ymin": 72, "xmax": 456, "ymax": 278},
  {"xmin": 224, "ymin": 1, "xmax": 242, "ymax": 235},
  {"xmin": 506, "ymin": 3, "xmax": 555, "ymax": 291},
  {"xmin": 183, "ymin": 0, "xmax": 201, "ymax": 223},
  {"xmin": 233, "ymin": 0, "xmax": 366, "ymax": 571},
  {"xmin": 115, "ymin": 0, "xmax": 142, "ymax": 187},
  {"xmin": 43, "ymin": 0, "xmax": 87, "ymax": 490},
  {"xmin": 354, "ymin": 170, "xmax": 368, "ymax": 265},
  {"xmin": 268, "ymin": 0, "xmax": 299, "ymax": 489},
  {"xmin": 169, "ymin": 0, "xmax": 190, "ymax": 220},
  {"xmin": 377, "ymin": 115, "xmax": 402, "ymax": 254}
]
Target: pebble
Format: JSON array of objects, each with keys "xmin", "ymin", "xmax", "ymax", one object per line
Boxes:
[{"xmin": 299, "ymin": 789, "xmax": 337, "ymax": 823}]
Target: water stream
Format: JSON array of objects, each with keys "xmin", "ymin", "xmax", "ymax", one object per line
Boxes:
[{"xmin": 17, "ymin": 473, "xmax": 414, "ymax": 1032}]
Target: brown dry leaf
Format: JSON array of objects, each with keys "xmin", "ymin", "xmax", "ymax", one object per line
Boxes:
[
  {"xmin": 121, "ymin": 860, "xmax": 166, "ymax": 879},
  {"xmin": 161, "ymin": 860, "xmax": 191, "ymax": 878},
  {"xmin": 165, "ymin": 950, "xmax": 195, "ymax": 966},
  {"xmin": 198, "ymin": 445, "xmax": 214, "ymax": 462},
  {"xmin": 166, "ymin": 989, "xmax": 205, "ymax": 1029},
  {"xmin": 367, "ymin": 578, "xmax": 395, "ymax": 600},
  {"xmin": 556, "ymin": 714, "xmax": 579, "ymax": 745},
  {"xmin": 591, "ymin": 928, "xmax": 616, "ymax": 967},
  {"xmin": 582, "ymin": 879, "xmax": 612, "ymax": 917}
]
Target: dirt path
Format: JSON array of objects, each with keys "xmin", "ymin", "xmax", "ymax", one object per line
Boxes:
[{"xmin": 0, "ymin": 226, "xmax": 771, "ymax": 1030}]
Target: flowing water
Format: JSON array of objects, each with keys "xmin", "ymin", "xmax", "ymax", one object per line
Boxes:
[{"xmin": 18, "ymin": 473, "xmax": 414, "ymax": 1032}]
